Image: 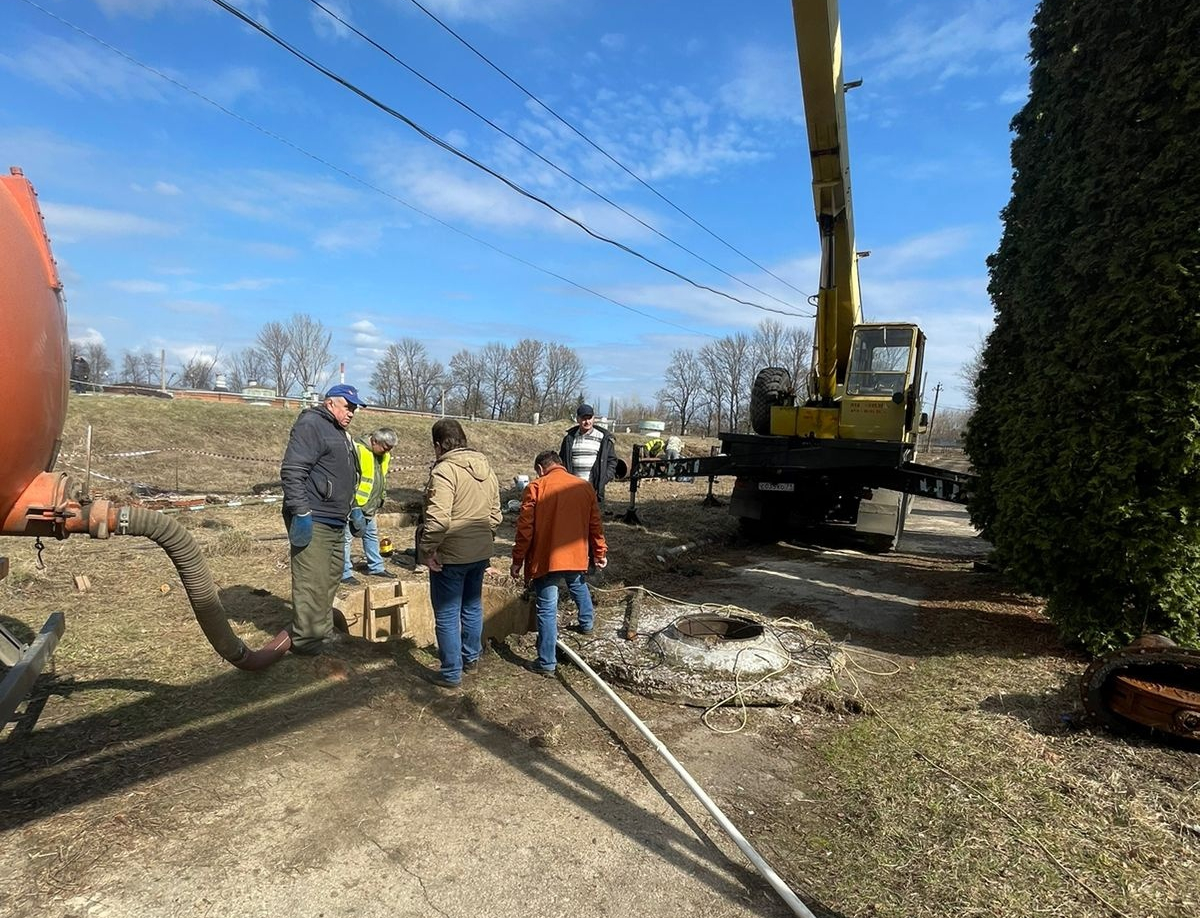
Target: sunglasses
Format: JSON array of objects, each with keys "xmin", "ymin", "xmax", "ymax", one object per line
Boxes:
[{"xmin": 342, "ymin": 400, "xmax": 358, "ymax": 412}]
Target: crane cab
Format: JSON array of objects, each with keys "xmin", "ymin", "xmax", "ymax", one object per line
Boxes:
[{"xmin": 771, "ymin": 322, "xmax": 925, "ymax": 443}]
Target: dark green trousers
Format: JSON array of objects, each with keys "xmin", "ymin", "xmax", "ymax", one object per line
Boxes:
[{"xmin": 289, "ymin": 521, "xmax": 345, "ymax": 654}]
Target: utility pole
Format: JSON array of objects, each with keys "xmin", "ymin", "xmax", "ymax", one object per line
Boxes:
[{"xmin": 925, "ymin": 382, "xmax": 942, "ymax": 452}]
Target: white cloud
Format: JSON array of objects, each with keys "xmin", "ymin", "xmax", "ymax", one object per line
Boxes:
[
  {"xmin": 95, "ymin": 0, "xmax": 269, "ymax": 19},
  {"xmin": 857, "ymin": 1, "xmax": 1031, "ymax": 88},
  {"xmin": 210, "ymin": 169, "xmax": 363, "ymax": 223},
  {"xmin": 212, "ymin": 278, "xmax": 283, "ymax": 291},
  {"xmin": 599, "ymin": 33, "xmax": 626, "ymax": 51},
  {"xmin": 70, "ymin": 326, "xmax": 106, "ymax": 346},
  {"xmin": 998, "ymin": 84, "xmax": 1029, "ymax": 106},
  {"xmin": 868, "ymin": 227, "xmax": 977, "ymax": 275},
  {"xmin": 111, "ymin": 279, "xmax": 169, "ymax": 294},
  {"xmin": 153, "ymin": 181, "xmax": 182, "ymax": 196},
  {"xmin": 0, "ymin": 36, "xmax": 166, "ymax": 102},
  {"xmin": 199, "ymin": 66, "xmax": 265, "ymax": 108},
  {"xmin": 311, "ymin": 0, "xmax": 354, "ymax": 40},
  {"xmin": 716, "ymin": 44, "xmax": 804, "ymax": 122},
  {"xmin": 315, "ymin": 222, "xmax": 384, "ymax": 252},
  {"xmin": 414, "ymin": 0, "xmax": 569, "ymax": 25},
  {"xmin": 163, "ymin": 299, "xmax": 224, "ymax": 317},
  {"xmin": 95, "ymin": 0, "xmax": 194, "ymax": 18},
  {"xmin": 40, "ymin": 203, "xmax": 175, "ymax": 243},
  {"xmin": 243, "ymin": 241, "xmax": 300, "ymax": 260}
]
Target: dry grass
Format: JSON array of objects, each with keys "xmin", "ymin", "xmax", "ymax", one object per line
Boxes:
[{"xmin": 2, "ymin": 394, "xmax": 1197, "ymax": 918}]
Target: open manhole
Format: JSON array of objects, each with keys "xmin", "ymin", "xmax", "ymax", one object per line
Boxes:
[
  {"xmin": 666, "ymin": 613, "xmax": 765, "ymax": 644},
  {"xmin": 572, "ymin": 601, "xmax": 844, "ymax": 708},
  {"xmin": 651, "ymin": 612, "xmax": 788, "ymax": 675}
]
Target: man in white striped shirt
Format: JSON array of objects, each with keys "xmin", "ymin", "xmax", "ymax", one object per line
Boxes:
[{"xmin": 559, "ymin": 404, "xmax": 618, "ymax": 503}]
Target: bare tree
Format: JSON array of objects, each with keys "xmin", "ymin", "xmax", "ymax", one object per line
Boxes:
[
  {"xmin": 370, "ymin": 349, "xmax": 400, "ymax": 408},
  {"xmin": 448, "ymin": 348, "xmax": 485, "ymax": 417},
  {"xmin": 256, "ymin": 321, "xmax": 294, "ymax": 397},
  {"xmin": 957, "ymin": 337, "xmax": 985, "ymax": 408},
  {"xmin": 698, "ymin": 342, "xmax": 727, "ymax": 434},
  {"xmin": 656, "ymin": 347, "xmax": 705, "ymax": 433},
  {"xmin": 478, "ymin": 341, "xmax": 514, "ymax": 419},
  {"xmin": 508, "ymin": 339, "xmax": 546, "ymax": 421},
  {"xmin": 120, "ymin": 350, "xmax": 146, "ymax": 385},
  {"xmin": 750, "ymin": 319, "xmax": 787, "ymax": 368},
  {"xmin": 749, "ymin": 319, "xmax": 813, "ymax": 400},
  {"xmin": 929, "ymin": 406, "xmax": 972, "ymax": 447},
  {"xmin": 714, "ymin": 332, "xmax": 752, "ymax": 431},
  {"xmin": 226, "ymin": 346, "xmax": 272, "ymax": 392},
  {"xmin": 784, "ymin": 324, "xmax": 815, "ymax": 400},
  {"xmin": 285, "ymin": 314, "xmax": 333, "ymax": 395},
  {"xmin": 75, "ymin": 340, "xmax": 112, "ymax": 384},
  {"xmin": 617, "ymin": 398, "xmax": 655, "ymax": 425},
  {"xmin": 540, "ymin": 343, "xmax": 586, "ymax": 421},
  {"xmin": 141, "ymin": 351, "xmax": 161, "ymax": 388},
  {"xmin": 177, "ymin": 351, "xmax": 218, "ymax": 390},
  {"xmin": 372, "ymin": 339, "xmax": 445, "ymax": 411}
]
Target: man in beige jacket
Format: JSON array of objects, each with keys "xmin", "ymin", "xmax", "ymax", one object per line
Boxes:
[{"xmin": 419, "ymin": 419, "xmax": 502, "ymax": 688}]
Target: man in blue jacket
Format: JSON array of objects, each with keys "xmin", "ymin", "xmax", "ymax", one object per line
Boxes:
[{"xmin": 281, "ymin": 384, "xmax": 364, "ymax": 654}]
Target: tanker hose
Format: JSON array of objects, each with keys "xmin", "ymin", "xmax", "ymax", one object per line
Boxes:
[{"xmin": 118, "ymin": 506, "xmax": 291, "ymax": 671}]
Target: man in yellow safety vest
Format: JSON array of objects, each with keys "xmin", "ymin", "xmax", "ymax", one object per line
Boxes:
[{"xmin": 342, "ymin": 426, "xmax": 398, "ymax": 585}]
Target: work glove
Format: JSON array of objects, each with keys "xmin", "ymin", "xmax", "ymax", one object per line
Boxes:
[
  {"xmin": 288, "ymin": 512, "xmax": 313, "ymax": 548},
  {"xmin": 594, "ymin": 556, "xmax": 608, "ymax": 570},
  {"xmin": 348, "ymin": 507, "xmax": 365, "ymax": 537}
]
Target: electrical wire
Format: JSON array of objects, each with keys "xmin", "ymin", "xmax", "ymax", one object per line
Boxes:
[
  {"xmin": 18, "ymin": 0, "xmax": 714, "ymax": 338},
  {"xmin": 306, "ymin": 0, "xmax": 808, "ymax": 317},
  {"xmin": 207, "ymin": 0, "xmax": 812, "ymax": 320},
  {"xmin": 404, "ymin": 0, "xmax": 812, "ymax": 301}
]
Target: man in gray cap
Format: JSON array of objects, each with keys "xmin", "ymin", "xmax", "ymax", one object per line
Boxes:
[
  {"xmin": 280, "ymin": 383, "xmax": 364, "ymax": 654},
  {"xmin": 559, "ymin": 403, "xmax": 619, "ymax": 503}
]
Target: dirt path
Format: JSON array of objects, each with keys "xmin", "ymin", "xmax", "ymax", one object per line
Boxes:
[
  {"xmin": 1, "ymin": 504, "xmax": 977, "ymax": 918},
  {"xmin": 4, "ymin": 499, "xmax": 1195, "ymax": 918}
]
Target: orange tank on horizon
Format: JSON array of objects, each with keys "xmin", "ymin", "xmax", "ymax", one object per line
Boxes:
[{"xmin": 0, "ymin": 166, "xmax": 69, "ymax": 527}]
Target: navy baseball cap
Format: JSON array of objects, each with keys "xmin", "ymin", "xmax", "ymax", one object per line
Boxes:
[
  {"xmin": 325, "ymin": 384, "xmax": 366, "ymax": 406},
  {"xmin": 576, "ymin": 404, "xmax": 594, "ymax": 417}
]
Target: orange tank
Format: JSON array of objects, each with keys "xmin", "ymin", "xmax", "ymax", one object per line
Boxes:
[{"xmin": 0, "ymin": 167, "xmax": 68, "ymax": 526}]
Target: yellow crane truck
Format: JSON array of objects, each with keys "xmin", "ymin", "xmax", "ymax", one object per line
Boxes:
[{"xmin": 626, "ymin": 0, "xmax": 971, "ymax": 550}]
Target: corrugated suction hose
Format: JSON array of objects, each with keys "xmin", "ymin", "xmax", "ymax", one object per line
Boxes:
[{"xmin": 118, "ymin": 506, "xmax": 291, "ymax": 670}]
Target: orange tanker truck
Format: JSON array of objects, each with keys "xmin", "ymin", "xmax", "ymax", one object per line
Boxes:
[{"xmin": 0, "ymin": 167, "xmax": 290, "ymax": 731}]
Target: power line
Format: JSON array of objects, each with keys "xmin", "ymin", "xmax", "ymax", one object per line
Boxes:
[
  {"xmin": 207, "ymin": 0, "xmax": 811, "ymax": 320},
  {"xmin": 17, "ymin": 0, "xmax": 715, "ymax": 339},
  {"xmin": 306, "ymin": 0, "xmax": 807, "ymax": 316},
  {"xmin": 405, "ymin": 0, "xmax": 811, "ymax": 301}
]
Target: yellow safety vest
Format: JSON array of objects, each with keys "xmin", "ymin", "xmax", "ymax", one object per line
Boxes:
[{"xmin": 353, "ymin": 440, "xmax": 389, "ymax": 507}]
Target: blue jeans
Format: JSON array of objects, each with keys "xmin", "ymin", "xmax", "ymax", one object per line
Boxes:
[
  {"xmin": 531, "ymin": 572, "xmax": 593, "ymax": 672},
  {"xmin": 343, "ymin": 510, "xmax": 384, "ymax": 577},
  {"xmin": 429, "ymin": 559, "xmax": 487, "ymax": 684}
]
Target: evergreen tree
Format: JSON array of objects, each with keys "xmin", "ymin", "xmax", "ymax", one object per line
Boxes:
[{"xmin": 965, "ymin": 0, "xmax": 1200, "ymax": 651}]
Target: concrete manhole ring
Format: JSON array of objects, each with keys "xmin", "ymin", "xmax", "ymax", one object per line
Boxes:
[
  {"xmin": 577, "ymin": 601, "xmax": 844, "ymax": 708},
  {"xmin": 652, "ymin": 613, "xmax": 791, "ymax": 674}
]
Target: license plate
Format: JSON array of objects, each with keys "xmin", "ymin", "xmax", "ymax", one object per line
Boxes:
[{"xmin": 758, "ymin": 482, "xmax": 795, "ymax": 492}]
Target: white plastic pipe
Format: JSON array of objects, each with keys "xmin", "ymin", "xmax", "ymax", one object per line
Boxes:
[{"xmin": 555, "ymin": 639, "xmax": 818, "ymax": 918}]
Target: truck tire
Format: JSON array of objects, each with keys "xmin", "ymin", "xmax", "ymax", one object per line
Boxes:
[{"xmin": 749, "ymin": 367, "xmax": 792, "ymax": 436}]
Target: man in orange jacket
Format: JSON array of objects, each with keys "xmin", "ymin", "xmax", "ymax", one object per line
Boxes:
[{"xmin": 511, "ymin": 449, "xmax": 608, "ymax": 675}]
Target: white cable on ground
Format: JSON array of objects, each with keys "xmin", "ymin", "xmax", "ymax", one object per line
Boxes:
[{"xmin": 555, "ymin": 639, "xmax": 819, "ymax": 918}]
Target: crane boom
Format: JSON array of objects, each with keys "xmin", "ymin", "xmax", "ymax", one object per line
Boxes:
[
  {"xmin": 791, "ymin": 0, "xmax": 863, "ymax": 401},
  {"xmin": 626, "ymin": 0, "xmax": 958, "ymax": 554}
]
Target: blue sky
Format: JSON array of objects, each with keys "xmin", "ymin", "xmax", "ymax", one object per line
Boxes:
[{"xmin": 2, "ymin": 0, "xmax": 1036, "ymax": 413}]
